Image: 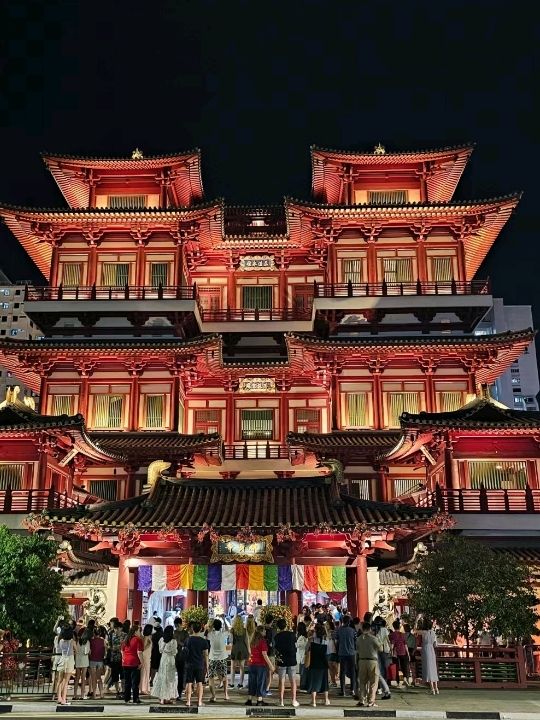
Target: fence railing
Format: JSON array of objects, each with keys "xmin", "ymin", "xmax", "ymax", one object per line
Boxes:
[
  {"xmin": 0, "ymin": 487, "xmax": 78, "ymax": 514},
  {"xmin": 313, "ymin": 279, "xmax": 490, "ymax": 298},
  {"xmin": 25, "ymin": 284, "xmax": 198, "ymax": 302},
  {"xmin": 415, "ymin": 484, "xmax": 540, "ymax": 513},
  {"xmin": 199, "ymin": 308, "xmax": 312, "ymax": 322},
  {"xmin": 0, "ymin": 652, "xmax": 54, "ymax": 696},
  {"xmin": 223, "ymin": 443, "xmax": 292, "ymax": 460},
  {"xmin": 414, "ymin": 645, "xmax": 527, "ymax": 688}
]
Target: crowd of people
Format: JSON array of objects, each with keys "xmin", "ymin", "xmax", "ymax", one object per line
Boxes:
[{"xmin": 45, "ymin": 601, "xmax": 439, "ymax": 708}]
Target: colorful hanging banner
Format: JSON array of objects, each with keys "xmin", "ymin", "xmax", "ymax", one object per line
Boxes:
[{"xmin": 137, "ymin": 564, "xmax": 348, "ymax": 593}]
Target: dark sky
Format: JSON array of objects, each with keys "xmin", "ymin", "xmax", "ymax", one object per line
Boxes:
[{"xmin": 0, "ymin": 0, "xmax": 538, "ymax": 324}]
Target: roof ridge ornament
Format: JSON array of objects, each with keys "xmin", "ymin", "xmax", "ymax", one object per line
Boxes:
[
  {"xmin": 374, "ymin": 142, "xmax": 386, "ymax": 155},
  {"xmin": 131, "ymin": 148, "xmax": 144, "ymax": 160}
]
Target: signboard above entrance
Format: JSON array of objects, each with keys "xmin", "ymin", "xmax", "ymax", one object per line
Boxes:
[{"xmin": 211, "ymin": 535, "xmax": 274, "ymax": 563}]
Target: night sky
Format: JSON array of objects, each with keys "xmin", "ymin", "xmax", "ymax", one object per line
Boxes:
[{"xmin": 0, "ymin": 1, "xmax": 538, "ymax": 325}]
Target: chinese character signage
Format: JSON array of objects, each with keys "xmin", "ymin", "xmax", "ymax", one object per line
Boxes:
[
  {"xmin": 239, "ymin": 377, "xmax": 276, "ymax": 393},
  {"xmin": 239, "ymin": 255, "xmax": 276, "ymax": 271},
  {"xmin": 210, "ymin": 535, "xmax": 274, "ymax": 563}
]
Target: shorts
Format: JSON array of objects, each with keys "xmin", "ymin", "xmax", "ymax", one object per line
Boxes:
[
  {"xmin": 327, "ymin": 653, "xmax": 338, "ymax": 662},
  {"xmin": 208, "ymin": 659, "xmax": 228, "ymax": 678},
  {"xmin": 89, "ymin": 661, "xmax": 104, "ymax": 670},
  {"xmin": 52, "ymin": 655, "xmax": 61, "ymax": 672},
  {"xmin": 277, "ymin": 666, "xmax": 296, "ymax": 681},
  {"xmin": 56, "ymin": 656, "xmax": 75, "ymax": 675},
  {"xmin": 185, "ymin": 665, "xmax": 205, "ymax": 684}
]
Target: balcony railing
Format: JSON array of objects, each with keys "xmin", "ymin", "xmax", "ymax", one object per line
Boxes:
[
  {"xmin": 313, "ymin": 279, "xmax": 490, "ymax": 298},
  {"xmin": 199, "ymin": 308, "xmax": 312, "ymax": 322},
  {"xmin": 25, "ymin": 284, "xmax": 198, "ymax": 302},
  {"xmin": 223, "ymin": 443, "xmax": 292, "ymax": 460},
  {"xmin": 0, "ymin": 486, "xmax": 79, "ymax": 514},
  {"xmin": 416, "ymin": 484, "xmax": 540, "ymax": 513}
]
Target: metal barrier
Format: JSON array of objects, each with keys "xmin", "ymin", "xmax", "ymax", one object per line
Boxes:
[{"xmin": 0, "ymin": 652, "xmax": 54, "ymax": 697}]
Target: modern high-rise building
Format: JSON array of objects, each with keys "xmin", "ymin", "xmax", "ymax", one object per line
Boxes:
[{"xmin": 0, "ymin": 143, "xmax": 538, "ymax": 622}]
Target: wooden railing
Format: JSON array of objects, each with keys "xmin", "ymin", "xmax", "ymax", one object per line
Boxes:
[
  {"xmin": 199, "ymin": 307, "xmax": 311, "ymax": 322},
  {"xmin": 25, "ymin": 284, "xmax": 198, "ymax": 301},
  {"xmin": 0, "ymin": 486, "xmax": 78, "ymax": 513},
  {"xmin": 313, "ymin": 279, "xmax": 490, "ymax": 298},
  {"xmin": 223, "ymin": 443, "xmax": 292, "ymax": 460},
  {"xmin": 416, "ymin": 484, "xmax": 540, "ymax": 513},
  {"xmin": 415, "ymin": 645, "xmax": 527, "ymax": 688}
]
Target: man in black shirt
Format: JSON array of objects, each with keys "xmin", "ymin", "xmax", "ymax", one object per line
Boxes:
[
  {"xmin": 274, "ymin": 618, "xmax": 299, "ymax": 707},
  {"xmin": 184, "ymin": 622, "xmax": 209, "ymax": 707}
]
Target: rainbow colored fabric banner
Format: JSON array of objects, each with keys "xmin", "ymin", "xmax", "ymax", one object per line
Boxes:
[{"xmin": 137, "ymin": 564, "xmax": 346, "ymax": 593}]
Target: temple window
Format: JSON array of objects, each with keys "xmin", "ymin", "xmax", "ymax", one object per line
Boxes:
[
  {"xmin": 59, "ymin": 262, "xmax": 83, "ymax": 287},
  {"xmin": 383, "ymin": 257, "xmax": 414, "ymax": 284},
  {"xmin": 392, "ymin": 477, "xmax": 423, "ymax": 497},
  {"xmin": 341, "ymin": 258, "xmax": 363, "ymax": 284},
  {"xmin": 430, "ymin": 256, "xmax": 455, "ymax": 282},
  {"xmin": 367, "ymin": 190, "xmax": 408, "ymax": 204},
  {"xmin": 383, "ymin": 382, "xmax": 425, "ymax": 427},
  {"xmin": 194, "ymin": 409, "xmax": 221, "ymax": 434},
  {"xmin": 294, "ymin": 408, "xmax": 320, "ymax": 433},
  {"xmin": 347, "ymin": 477, "xmax": 372, "ymax": 499},
  {"xmin": 198, "ymin": 287, "xmax": 222, "ymax": 311},
  {"xmin": 437, "ymin": 391, "xmax": 465, "ymax": 412},
  {"xmin": 143, "ymin": 395, "xmax": 164, "ymax": 429},
  {"xmin": 344, "ymin": 392, "xmax": 369, "ymax": 428},
  {"xmin": 90, "ymin": 393, "xmax": 126, "ymax": 430},
  {"xmin": 242, "ymin": 285, "xmax": 272, "ymax": 310},
  {"xmin": 89, "ymin": 479, "xmax": 117, "ymax": 501},
  {"xmin": 52, "ymin": 394, "xmax": 75, "ymax": 415},
  {"xmin": 101, "ymin": 262, "xmax": 130, "ymax": 286},
  {"xmin": 107, "ymin": 194, "xmax": 148, "ymax": 209},
  {"xmin": 0, "ymin": 463, "xmax": 25, "ymax": 490},
  {"xmin": 240, "ymin": 409, "xmax": 273, "ymax": 440},
  {"xmin": 468, "ymin": 460, "xmax": 528, "ymax": 490},
  {"xmin": 149, "ymin": 262, "xmax": 169, "ymax": 287}
]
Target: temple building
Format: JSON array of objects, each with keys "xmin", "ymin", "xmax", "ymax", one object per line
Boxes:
[{"xmin": 0, "ymin": 142, "xmax": 538, "ymax": 621}]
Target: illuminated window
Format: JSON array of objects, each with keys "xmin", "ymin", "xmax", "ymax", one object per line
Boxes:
[
  {"xmin": 101, "ymin": 263, "xmax": 130, "ymax": 286},
  {"xmin": 368, "ymin": 190, "xmax": 408, "ymax": 204},
  {"xmin": 242, "ymin": 286, "xmax": 272, "ymax": 310},
  {"xmin": 345, "ymin": 393, "xmax": 368, "ymax": 428},
  {"xmin": 93, "ymin": 395, "xmax": 124, "ymax": 429},
  {"xmin": 341, "ymin": 258, "xmax": 363, "ymax": 284},
  {"xmin": 0, "ymin": 463, "xmax": 25, "ymax": 490},
  {"xmin": 107, "ymin": 195, "xmax": 148, "ymax": 209},
  {"xmin": 143, "ymin": 395, "xmax": 164, "ymax": 429},
  {"xmin": 295, "ymin": 408, "xmax": 320, "ymax": 433},
  {"xmin": 468, "ymin": 460, "xmax": 527, "ymax": 490},
  {"xmin": 385, "ymin": 392, "xmax": 420, "ymax": 427},
  {"xmin": 150, "ymin": 262, "xmax": 169, "ymax": 287},
  {"xmin": 53, "ymin": 395, "xmax": 74, "ymax": 416},
  {"xmin": 89, "ymin": 480, "xmax": 117, "ymax": 501},
  {"xmin": 241, "ymin": 409, "xmax": 273, "ymax": 440},
  {"xmin": 194, "ymin": 409, "xmax": 221, "ymax": 435},
  {"xmin": 431, "ymin": 256, "xmax": 454, "ymax": 282},
  {"xmin": 436, "ymin": 391, "xmax": 464, "ymax": 412},
  {"xmin": 383, "ymin": 258, "xmax": 413, "ymax": 284},
  {"xmin": 60, "ymin": 262, "xmax": 82, "ymax": 287}
]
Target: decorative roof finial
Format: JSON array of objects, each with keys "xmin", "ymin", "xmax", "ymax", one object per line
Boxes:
[
  {"xmin": 374, "ymin": 143, "xmax": 386, "ymax": 155},
  {"xmin": 131, "ymin": 148, "xmax": 144, "ymax": 160}
]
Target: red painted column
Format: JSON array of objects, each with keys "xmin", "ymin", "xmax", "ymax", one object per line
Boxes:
[
  {"xmin": 287, "ymin": 590, "xmax": 301, "ymax": 619},
  {"xmin": 186, "ymin": 590, "xmax": 197, "ymax": 608},
  {"xmin": 116, "ymin": 555, "xmax": 130, "ymax": 620},
  {"xmin": 132, "ymin": 569, "xmax": 143, "ymax": 622},
  {"xmin": 346, "ymin": 567, "xmax": 357, "ymax": 616},
  {"xmin": 198, "ymin": 591, "xmax": 209, "ymax": 612},
  {"xmin": 356, "ymin": 555, "xmax": 369, "ymax": 619}
]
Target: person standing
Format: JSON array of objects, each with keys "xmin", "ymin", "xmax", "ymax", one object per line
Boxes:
[
  {"xmin": 305, "ymin": 622, "xmax": 330, "ymax": 707},
  {"xmin": 356, "ymin": 621, "xmax": 383, "ymax": 708},
  {"xmin": 56, "ymin": 626, "xmax": 77, "ymax": 706},
  {"xmin": 373, "ymin": 618, "xmax": 391, "ymax": 700},
  {"xmin": 296, "ymin": 622, "xmax": 308, "ymax": 687},
  {"xmin": 336, "ymin": 616, "xmax": 357, "ymax": 697},
  {"xmin": 107, "ymin": 620, "xmax": 123, "ymax": 698},
  {"xmin": 253, "ymin": 599, "xmax": 264, "ymax": 626},
  {"xmin": 420, "ymin": 619, "xmax": 439, "ymax": 695},
  {"xmin": 184, "ymin": 622, "xmax": 209, "ymax": 708},
  {"xmin": 140, "ymin": 624, "xmax": 153, "ymax": 695},
  {"xmin": 325, "ymin": 618, "xmax": 339, "ymax": 687},
  {"xmin": 207, "ymin": 619, "xmax": 231, "ymax": 702},
  {"xmin": 150, "ymin": 623, "xmax": 163, "ymax": 685},
  {"xmin": 229, "ymin": 615, "xmax": 250, "ymax": 689},
  {"xmin": 88, "ymin": 626, "xmax": 106, "ymax": 699},
  {"xmin": 389, "ymin": 619, "xmax": 410, "ymax": 686},
  {"xmin": 274, "ymin": 618, "xmax": 299, "ymax": 708},
  {"xmin": 152, "ymin": 625, "xmax": 178, "ymax": 705},
  {"xmin": 263, "ymin": 615, "xmax": 276, "ymax": 696},
  {"xmin": 246, "ymin": 627, "xmax": 275, "ymax": 707},
  {"xmin": 73, "ymin": 623, "xmax": 90, "ymax": 700},
  {"xmin": 121, "ymin": 624, "xmax": 144, "ymax": 704},
  {"xmin": 173, "ymin": 617, "xmax": 189, "ymax": 700}
]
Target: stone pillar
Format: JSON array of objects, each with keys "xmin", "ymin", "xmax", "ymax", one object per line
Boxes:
[
  {"xmin": 287, "ymin": 590, "xmax": 301, "ymax": 618},
  {"xmin": 356, "ymin": 554, "xmax": 369, "ymax": 619},
  {"xmin": 116, "ymin": 555, "xmax": 130, "ymax": 620}
]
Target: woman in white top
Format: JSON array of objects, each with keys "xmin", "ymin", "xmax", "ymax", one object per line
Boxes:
[
  {"xmin": 56, "ymin": 627, "xmax": 77, "ymax": 706},
  {"xmin": 152, "ymin": 626, "xmax": 178, "ymax": 705},
  {"xmin": 207, "ymin": 619, "xmax": 231, "ymax": 702},
  {"xmin": 420, "ymin": 618, "xmax": 439, "ymax": 695},
  {"xmin": 140, "ymin": 624, "xmax": 154, "ymax": 695},
  {"xmin": 73, "ymin": 627, "xmax": 90, "ymax": 700}
]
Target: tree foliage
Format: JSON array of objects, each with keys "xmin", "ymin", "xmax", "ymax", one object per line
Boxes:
[
  {"xmin": 408, "ymin": 534, "xmax": 539, "ymax": 645},
  {"xmin": 0, "ymin": 526, "xmax": 67, "ymax": 646}
]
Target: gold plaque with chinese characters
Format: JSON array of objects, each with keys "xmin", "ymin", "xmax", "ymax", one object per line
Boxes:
[
  {"xmin": 239, "ymin": 255, "xmax": 276, "ymax": 271},
  {"xmin": 210, "ymin": 535, "xmax": 274, "ymax": 563},
  {"xmin": 239, "ymin": 377, "xmax": 276, "ymax": 393}
]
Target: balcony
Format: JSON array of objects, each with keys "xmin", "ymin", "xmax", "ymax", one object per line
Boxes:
[
  {"xmin": 312, "ymin": 279, "xmax": 492, "ymax": 333},
  {"xmin": 223, "ymin": 442, "xmax": 291, "ymax": 460},
  {"xmin": 23, "ymin": 284, "xmax": 200, "ymax": 337},
  {"xmin": 0, "ymin": 486, "xmax": 78, "ymax": 514},
  {"xmin": 198, "ymin": 307, "xmax": 314, "ymax": 333}
]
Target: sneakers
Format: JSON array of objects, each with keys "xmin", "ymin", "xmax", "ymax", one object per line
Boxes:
[
  {"xmin": 264, "ymin": 690, "xmax": 272, "ymax": 696},
  {"xmin": 292, "ymin": 700, "xmax": 299, "ymax": 708},
  {"xmin": 381, "ymin": 693, "xmax": 391, "ymax": 700}
]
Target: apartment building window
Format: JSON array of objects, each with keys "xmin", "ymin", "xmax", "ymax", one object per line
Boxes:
[
  {"xmin": 143, "ymin": 395, "xmax": 164, "ymax": 429},
  {"xmin": 89, "ymin": 480, "xmax": 117, "ymax": 501},
  {"xmin": 2, "ymin": 303, "xmax": 9, "ymax": 309},
  {"xmin": 60, "ymin": 262, "xmax": 83, "ymax": 287},
  {"xmin": 385, "ymin": 392, "xmax": 420, "ymax": 427},
  {"xmin": 437, "ymin": 391, "xmax": 464, "ymax": 413},
  {"xmin": 1, "ymin": 316, "xmax": 6, "ymax": 322},
  {"xmin": 367, "ymin": 190, "xmax": 408, "ymax": 204},
  {"xmin": 10, "ymin": 329, "xmax": 18, "ymax": 336},
  {"xmin": 241, "ymin": 409, "xmax": 273, "ymax": 440},
  {"xmin": 53, "ymin": 395, "xmax": 74, "ymax": 415},
  {"xmin": 0, "ymin": 463, "xmax": 25, "ymax": 490},
  {"xmin": 341, "ymin": 258, "xmax": 363, "ymax": 284},
  {"xmin": 431, "ymin": 256, "xmax": 454, "ymax": 282},
  {"xmin": 468, "ymin": 460, "xmax": 528, "ymax": 490},
  {"xmin": 242, "ymin": 286, "xmax": 272, "ymax": 310},
  {"xmin": 294, "ymin": 408, "xmax": 320, "ymax": 433},
  {"xmin": 14, "ymin": 303, "xmax": 19, "ymax": 309},
  {"xmin": 345, "ymin": 392, "xmax": 369, "ymax": 428},
  {"xmin": 383, "ymin": 258, "xmax": 413, "ymax": 284},
  {"xmin": 93, "ymin": 395, "xmax": 124, "ymax": 429},
  {"xmin": 194, "ymin": 409, "xmax": 221, "ymax": 434},
  {"xmin": 107, "ymin": 195, "xmax": 148, "ymax": 209},
  {"xmin": 2, "ymin": 290, "xmax": 9, "ymax": 296},
  {"xmin": 101, "ymin": 263, "xmax": 130, "ymax": 286},
  {"xmin": 12, "ymin": 316, "xmax": 18, "ymax": 321},
  {"xmin": 150, "ymin": 262, "xmax": 169, "ymax": 287}
]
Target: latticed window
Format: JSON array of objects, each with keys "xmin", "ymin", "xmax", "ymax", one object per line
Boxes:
[
  {"xmin": 241, "ymin": 286, "xmax": 272, "ymax": 310},
  {"xmin": 199, "ymin": 288, "xmax": 221, "ymax": 311},
  {"xmin": 342, "ymin": 259, "xmax": 363, "ymax": 284},
  {"xmin": 383, "ymin": 258, "xmax": 413, "ymax": 284},
  {"xmin": 0, "ymin": 464, "xmax": 24, "ymax": 490},
  {"xmin": 93, "ymin": 395, "xmax": 124, "ymax": 429},
  {"xmin": 107, "ymin": 195, "xmax": 148, "ymax": 209},
  {"xmin": 295, "ymin": 409, "xmax": 320, "ymax": 433},
  {"xmin": 386, "ymin": 392, "xmax": 419, "ymax": 427},
  {"xmin": 89, "ymin": 480, "xmax": 117, "ymax": 501},
  {"xmin": 241, "ymin": 409, "xmax": 273, "ymax": 440},
  {"xmin": 345, "ymin": 393, "xmax": 368, "ymax": 428},
  {"xmin": 53, "ymin": 395, "xmax": 74, "ymax": 416},
  {"xmin": 194, "ymin": 409, "xmax": 220, "ymax": 434},
  {"xmin": 437, "ymin": 391, "xmax": 464, "ymax": 413},
  {"xmin": 101, "ymin": 263, "xmax": 130, "ymax": 286},
  {"xmin": 60, "ymin": 263, "xmax": 82, "ymax": 286},
  {"xmin": 144, "ymin": 395, "xmax": 164, "ymax": 428},
  {"xmin": 150, "ymin": 263, "xmax": 169, "ymax": 287},
  {"xmin": 431, "ymin": 256, "xmax": 454, "ymax": 282},
  {"xmin": 368, "ymin": 190, "xmax": 408, "ymax": 204},
  {"xmin": 348, "ymin": 478, "xmax": 371, "ymax": 499},
  {"xmin": 469, "ymin": 460, "xmax": 528, "ymax": 490},
  {"xmin": 393, "ymin": 478, "xmax": 422, "ymax": 497}
]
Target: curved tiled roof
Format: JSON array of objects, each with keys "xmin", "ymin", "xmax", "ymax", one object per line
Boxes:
[
  {"xmin": 310, "ymin": 143, "xmax": 475, "ymax": 159},
  {"xmin": 401, "ymin": 397, "xmax": 540, "ymax": 430},
  {"xmin": 287, "ymin": 430, "xmax": 400, "ymax": 460},
  {"xmin": 42, "ymin": 149, "xmax": 201, "ymax": 163},
  {"xmin": 49, "ymin": 476, "xmax": 434, "ymax": 531},
  {"xmin": 90, "ymin": 431, "xmax": 222, "ymax": 462},
  {"xmin": 0, "ymin": 404, "xmax": 83, "ymax": 431}
]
